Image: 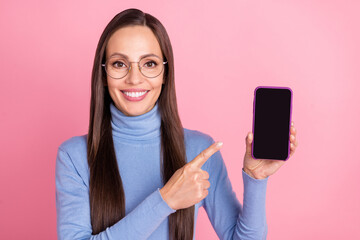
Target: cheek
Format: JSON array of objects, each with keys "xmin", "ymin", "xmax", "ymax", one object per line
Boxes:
[
  {"xmin": 152, "ymin": 82, "xmax": 163, "ymax": 95},
  {"xmin": 107, "ymin": 78, "xmax": 119, "ymax": 91},
  {"xmin": 153, "ymin": 75, "xmax": 164, "ymax": 91},
  {"xmin": 106, "ymin": 79, "xmax": 121, "ymax": 98}
]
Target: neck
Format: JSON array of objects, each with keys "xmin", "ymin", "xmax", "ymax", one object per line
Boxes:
[{"xmin": 109, "ymin": 102, "xmax": 161, "ymax": 141}]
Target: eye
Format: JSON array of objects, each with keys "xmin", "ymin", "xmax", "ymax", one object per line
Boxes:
[
  {"xmin": 144, "ymin": 61, "xmax": 157, "ymax": 68},
  {"xmin": 112, "ymin": 61, "xmax": 127, "ymax": 68}
]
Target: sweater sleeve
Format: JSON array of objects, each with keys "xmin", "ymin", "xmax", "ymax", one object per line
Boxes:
[
  {"xmin": 55, "ymin": 147, "xmax": 176, "ymax": 240},
  {"xmin": 203, "ymin": 140, "xmax": 269, "ymax": 240}
]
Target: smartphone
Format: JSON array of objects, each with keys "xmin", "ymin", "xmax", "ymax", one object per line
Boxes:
[{"xmin": 252, "ymin": 86, "xmax": 293, "ymax": 160}]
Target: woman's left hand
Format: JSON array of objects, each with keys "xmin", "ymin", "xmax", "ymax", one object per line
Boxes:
[{"xmin": 243, "ymin": 121, "xmax": 298, "ymax": 179}]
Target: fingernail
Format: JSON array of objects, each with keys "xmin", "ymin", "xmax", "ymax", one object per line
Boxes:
[
  {"xmin": 216, "ymin": 142, "xmax": 223, "ymax": 147},
  {"xmin": 291, "ymin": 122, "xmax": 294, "ymax": 126}
]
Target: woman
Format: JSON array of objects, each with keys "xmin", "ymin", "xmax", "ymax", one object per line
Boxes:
[{"xmin": 55, "ymin": 8, "xmax": 298, "ymax": 240}]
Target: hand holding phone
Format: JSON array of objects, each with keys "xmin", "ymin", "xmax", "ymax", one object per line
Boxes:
[{"xmin": 242, "ymin": 86, "xmax": 298, "ymax": 179}]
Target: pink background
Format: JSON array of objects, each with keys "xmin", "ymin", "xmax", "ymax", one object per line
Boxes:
[{"xmin": 1, "ymin": 0, "xmax": 359, "ymax": 239}]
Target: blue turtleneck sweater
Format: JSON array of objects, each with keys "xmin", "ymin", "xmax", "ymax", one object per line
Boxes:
[{"xmin": 55, "ymin": 102, "xmax": 269, "ymax": 240}]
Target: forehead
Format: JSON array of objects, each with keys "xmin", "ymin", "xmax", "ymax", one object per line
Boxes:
[{"xmin": 106, "ymin": 25, "xmax": 162, "ymax": 60}]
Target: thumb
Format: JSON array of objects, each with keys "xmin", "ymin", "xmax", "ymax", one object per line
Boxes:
[{"xmin": 245, "ymin": 132, "xmax": 253, "ymax": 155}]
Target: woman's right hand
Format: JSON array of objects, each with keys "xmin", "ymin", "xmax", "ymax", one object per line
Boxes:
[{"xmin": 159, "ymin": 141, "xmax": 223, "ymax": 210}]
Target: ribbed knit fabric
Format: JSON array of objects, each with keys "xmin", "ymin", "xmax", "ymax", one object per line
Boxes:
[{"xmin": 55, "ymin": 101, "xmax": 269, "ymax": 240}]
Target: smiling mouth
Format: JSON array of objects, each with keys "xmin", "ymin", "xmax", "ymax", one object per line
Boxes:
[{"xmin": 120, "ymin": 90, "xmax": 150, "ymax": 98}]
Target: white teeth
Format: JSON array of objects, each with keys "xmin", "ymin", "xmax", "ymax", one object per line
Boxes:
[{"xmin": 123, "ymin": 91, "xmax": 147, "ymax": 97}]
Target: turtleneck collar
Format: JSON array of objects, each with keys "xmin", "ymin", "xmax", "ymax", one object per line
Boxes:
[{"xmin": 110, "ymin": 101, "xmax": 162, "ymax": 141}]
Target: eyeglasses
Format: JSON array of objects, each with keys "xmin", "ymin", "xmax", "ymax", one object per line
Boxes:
[{"xmin": 102, "ymin": 55, "xmax": 167, "ymax": 79}]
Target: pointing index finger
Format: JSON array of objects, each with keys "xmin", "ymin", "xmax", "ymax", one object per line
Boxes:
[{"xmin": 190, "ymin": 141, "xmax": 223, "ymax": 168}]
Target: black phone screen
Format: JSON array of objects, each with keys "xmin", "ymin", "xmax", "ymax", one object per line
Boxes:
[{"xmin": 252, "ymin": 87, "xmax": 292, "ymax": 160}]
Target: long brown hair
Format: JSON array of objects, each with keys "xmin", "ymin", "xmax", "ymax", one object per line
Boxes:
[{"xmin": 87, "ymin": 8, "xmax": 194, "ymax": 239}]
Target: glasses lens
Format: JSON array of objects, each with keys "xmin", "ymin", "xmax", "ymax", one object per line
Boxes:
[
  {"xmin": 106, "ymin": 57, "xmax": 129, "ymax": 79},
  {"xmin": 139, "ymin": 56, "xmax": 164, "ymax": 78}
]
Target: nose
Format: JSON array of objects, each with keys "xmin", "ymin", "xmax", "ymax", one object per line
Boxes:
[{"xmin": 125, "ymin": 62, "xmax": 144, "ymax": 84}]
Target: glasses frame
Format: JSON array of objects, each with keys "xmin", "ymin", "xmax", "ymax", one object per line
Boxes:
[{"xmin": 101, "ymin": 55, "xmax": 168, "ymax": 79}]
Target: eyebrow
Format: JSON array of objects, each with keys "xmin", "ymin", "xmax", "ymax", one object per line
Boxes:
[{"xmin": 108, "ymin": 52, "xmax": 161, "ymax": 59}]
